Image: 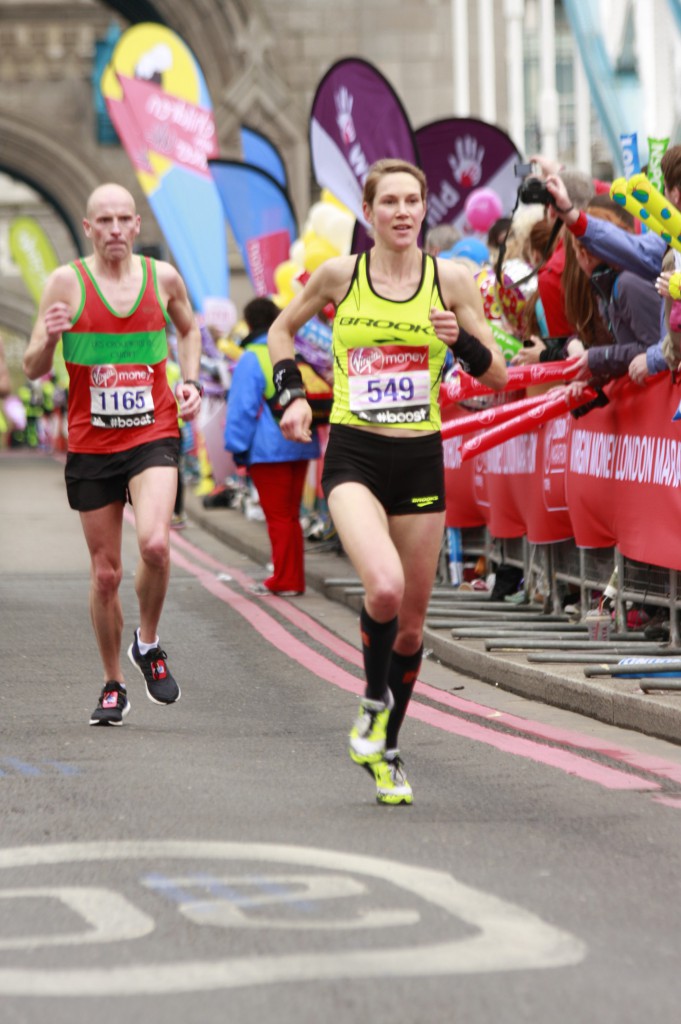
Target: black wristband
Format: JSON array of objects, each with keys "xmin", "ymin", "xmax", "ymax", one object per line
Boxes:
[
  {"xmin": 556, "ymin": 204, "xmax": 574, "ymax": 215},
  {"xmin": 184, "ymin": 378, "xmax": 204, "ymax": 397},
  {"xmin": 272, "ymin": 358, "xmax": 305, "ymax": 398},
  {"xmin": 454, "ymin": 328, "xmax": 493, "ymax": 378}
]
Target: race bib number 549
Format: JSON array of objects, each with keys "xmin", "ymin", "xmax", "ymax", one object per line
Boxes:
[
  {"xmin": 348, "ymin": 345, "xmax": 430, "ymax": 426},
  {"xmin": 89, "ymin": 364, "xmax": 155, "ymax": 429}
]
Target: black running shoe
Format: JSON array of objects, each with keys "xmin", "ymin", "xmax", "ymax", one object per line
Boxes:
[
  {"xmin": 127, "ymin": 635, "xmax": 181, "ymax": 705},
  {"xmin": 89, "ymin": 681, "xmax": 130, "ymax": 726}
]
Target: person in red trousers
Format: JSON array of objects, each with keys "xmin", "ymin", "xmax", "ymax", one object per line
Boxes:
[{"xmin": 224, "ymin": 298, "xmax": 321, "ymax": 596}]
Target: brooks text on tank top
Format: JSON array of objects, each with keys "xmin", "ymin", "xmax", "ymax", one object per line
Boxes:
[
  {"xmin": 330, "ymin": 251, "xmax": 448, "ymax": 430},
  {"xmin": 62, "ymin": 256, "xmax": 178, "ymax": 453}
]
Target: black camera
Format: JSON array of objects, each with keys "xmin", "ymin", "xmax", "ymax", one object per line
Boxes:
[{"xmin": 518, "ymin": 176, "xmax": 555, "ymax": 207}]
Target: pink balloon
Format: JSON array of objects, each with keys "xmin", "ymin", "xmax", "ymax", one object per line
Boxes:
[{"xmin": 464, "ymin": 188, "xmax": 503, "ymax": 233}]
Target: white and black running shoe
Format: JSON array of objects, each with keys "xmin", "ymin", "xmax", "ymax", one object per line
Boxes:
[
  {"xmin": 89, "ymin": 681, "xmax": 130, "ymax": 726},
  {"xmin": 127, "ymin": 635, "xmax": 181, "ymax": 705}
]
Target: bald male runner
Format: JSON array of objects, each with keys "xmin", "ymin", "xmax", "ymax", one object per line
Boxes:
[{"xmin": 24, "ymin": 183, "xmax": 203, "ymax": 725}]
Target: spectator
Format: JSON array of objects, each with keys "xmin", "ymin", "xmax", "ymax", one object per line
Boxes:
[
  {"xmin": 440, "ymin": 237, "xmax": 490, "ymax": 268},
  {"xmin": 566, "ymin": 196, "xmax": 662, "ymax": 384},
  {"xmin": 655, "ymin": 256, "xmax": 681, "ymax": 372},
  {"xmin": 512, "ymin": 218, "xmax": 558, "ymax": 349},
  {"xmin": 487, "ymin": 215, "xmax": 512, "ymax": 263},
  {"xmin": 514, "ymin": 174, "xmax": 610, "ymax": 366},
  {"xmin": 224, "ymin": 297, "xmax": 320, "ymax": 596},
  {"xmin": 535, "ymin": 169, "xmax": 595, "ymax": 337},
  {"xmin": 528, "ymin": 217, "xmax": 558, "ymax": 270},
  {"xmin": 424, "ymin": 223, "xmax": 461, "ymax": 256},
  {"xmin": 502, "ymin": 207, "xmax": 544, "ymax": 266},
  {"xmin": 545, "ymin": 146, "xmax": 681, "ymax": 384}
]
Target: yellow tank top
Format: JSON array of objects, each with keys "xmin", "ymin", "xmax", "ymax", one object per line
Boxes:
[{"xmin": 330, "ymin": 251, "xmax": 447, "ymax": 430}]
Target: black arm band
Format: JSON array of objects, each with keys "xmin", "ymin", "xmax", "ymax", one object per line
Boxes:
[
  {"xmin": 272, "ymin": 358, "xmax": 304, "ymax": 397},
  {"xmin": 454, "ymin": 328, "xmax": 493, "ymax": 378}
]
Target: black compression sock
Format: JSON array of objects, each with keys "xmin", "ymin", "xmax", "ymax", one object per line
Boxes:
[
  {"xmin": 360, "ymin": 604, "xmax": 398, "ymax": 702},
  {"xmin": 386, "ymin": 645, "xmax": 423, "ymax": 750}
]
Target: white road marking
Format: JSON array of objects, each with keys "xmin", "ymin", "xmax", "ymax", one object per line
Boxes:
[
  {"xmin": 0, "ymin": 841, "xmax": 586, "ymax": 996},
  {"xmin": 147, "ymin": 872, "xmax": 420, "ymax": 930},
  {"xmin": 0, "ymin": 887, "xmax": 153, "ymax": 949}
]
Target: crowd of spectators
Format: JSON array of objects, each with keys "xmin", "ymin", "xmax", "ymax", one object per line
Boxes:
[
  {"xmin": 6, "ymin": 148, "xmax": 681, "ymax": 581},
  {"xmin": 431, "ymin": 148, "xmax": 681, "ymax": 401}
]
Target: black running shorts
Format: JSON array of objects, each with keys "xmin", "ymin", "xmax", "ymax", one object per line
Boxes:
[
  {"xmin": 65, "ymin": 437, "xmax": 180, "ymax": 512},
  {"xmin": 321, "ymin": 424, "xmax": 445, "ymax": 516}
]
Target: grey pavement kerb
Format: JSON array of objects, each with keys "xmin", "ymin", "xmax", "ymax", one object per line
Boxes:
[{"xmin": 184, "ymin": 489, "xmax": 681, "ymax": 749}]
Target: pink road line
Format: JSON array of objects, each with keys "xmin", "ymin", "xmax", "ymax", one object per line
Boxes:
[
  {"xmin": 413, "ymin": 682, "xmax": 681, "ymax": 787},
  {"xmin": 406, "ymin": 702, "xmax": 656, "ymax": 790},
  {"xmin": 167, "ymin": 545, "xmax": 364, "ymax": 696},
  {"xmin": 168, "ymin": 528, "xmax": 681, "ymax": 789},
  {"xmin": 164, "ymin": 532, "xmax": 658, "ymax": 793},
  {"xmin": 652, "ymin": 795, "xmax": 681, "ymax": 808}
]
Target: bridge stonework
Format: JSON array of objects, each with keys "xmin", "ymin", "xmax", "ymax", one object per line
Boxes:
[{"xmin": 0, "ymin": 0, "xmax": 482, "ymax": 337}]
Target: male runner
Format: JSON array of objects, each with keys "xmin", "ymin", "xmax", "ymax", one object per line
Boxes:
[{"xmin": 23, "ymin": 183, "xmax": 203, "ymax": 725}]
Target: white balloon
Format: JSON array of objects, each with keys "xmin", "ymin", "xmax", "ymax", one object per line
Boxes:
[
  {"xmin": 289, "ymin": 238, "xmax": 306, "ymax": 268},
  {"xmin": 324, "ymin": 209, "xmax": 354, "ymax": 255},
  {"xmin": 309, "ymin": 202, "xmax": 338, "ymax": 240}
]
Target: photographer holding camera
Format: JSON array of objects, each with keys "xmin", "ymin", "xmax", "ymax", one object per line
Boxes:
[
  {"xmin": 502, "ymin": 160, "xmax": 600, "ymax": 366},
  {"xmin": 530, "ymin": 167, "xmax": 595, "ymax": 338}
]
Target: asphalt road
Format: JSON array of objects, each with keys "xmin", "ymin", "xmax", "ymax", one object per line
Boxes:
[{"xmin": 2, "ymin": 452, "xmax": 681, "ymax": 1024}]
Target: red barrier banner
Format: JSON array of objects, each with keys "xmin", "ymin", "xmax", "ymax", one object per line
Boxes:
[
  {"xmin": 459, "ymin": 387, "xmax": 597, "ymax": 462},
  {"xmin": 443, "ymin": 400, "xmax": 575, "ymax": 543},
  {"xmin": 565, "ymin": 374, "xmax": 681, "ymax": 569},
  {"xmin": 443, "ymin": 372, "xmax": 681, "ymax": 565},
  {"xmin": 442, "ymin": 404, "xmax": 485, "ymax": 529},
  {"xmin": 485, "ymin": 413, "xmax": 574, "ymax": 544},
  {"xmin": 441, "ymin": 393, "xmax": 549, "ymax": 439},
  {"xmin": 439, "ymin": 359, "xmax": 580, "ymax": 407}
]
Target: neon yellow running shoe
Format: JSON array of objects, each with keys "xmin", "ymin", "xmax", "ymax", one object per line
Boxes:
[
  {"xmin": 348, "ymin": 694, "xmax": 393, "ymax": 765},
  {"xmin": 370, "ymin": 751, "xmax": 413, "ymax": 806}
]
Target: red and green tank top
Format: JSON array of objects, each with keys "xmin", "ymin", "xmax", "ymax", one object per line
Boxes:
[{"xmin": 62, "ymin": 256, "xmax": 178, "ymax": 453}]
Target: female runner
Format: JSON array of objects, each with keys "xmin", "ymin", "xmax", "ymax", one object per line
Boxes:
[{"xmin": 268, "ymin": 159, "xmax": 507, "ymax": 804}]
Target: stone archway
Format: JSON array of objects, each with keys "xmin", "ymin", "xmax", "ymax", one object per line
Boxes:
[
  {"xmin": 0, "ymin": 0, "xmax": 309, "ymax": 337},
  {"xmin": 1, "ymin": 112, "xmax": 102, "ymax": 254}
]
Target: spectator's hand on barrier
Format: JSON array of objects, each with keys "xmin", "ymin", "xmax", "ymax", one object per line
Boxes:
[
  {"xmin": 280, "ymin": 397, "xmax": 313, "ymax": 443},
  {"xmin": 566, "ymin": 378, "xmax": 589, "ymax": 400},
  {"xmin": 629, "ymin": 352, "xmax": 650, "ymax": 386},
  {"xmin": 567, "ymin": 351, "xmax": 590, "ymax": 381},
  {"xmin": 430, "ymin": 307, "xmax": 459, "ymax": 347},
  {"xmin": 44, "ymin": 303, "xmax": 72, "ymax": 348},
  {"xmin": 510, "ymin": 335, "xmax": 544, "ymax": 365}
]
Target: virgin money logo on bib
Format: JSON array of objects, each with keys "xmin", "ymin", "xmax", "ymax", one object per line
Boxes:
[
  {"xmin": 349, "ymin": 348, "xmax": 384, "ymax": 375},
  {"xmin": 90, "ymin": 365, "xmax": 154, "ymax": 388},
  {"xmin": 91, "ymin": 365, "xmax": 118, "ymax": 388}
]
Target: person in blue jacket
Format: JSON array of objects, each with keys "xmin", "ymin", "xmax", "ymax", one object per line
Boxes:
[
  {"xmin": 224, "ymin": 297, "xmax": 321, "ymax": 595},
  {"xmin": 545, "ymin": 147, "xmax": 681, "ymax": 384}
]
